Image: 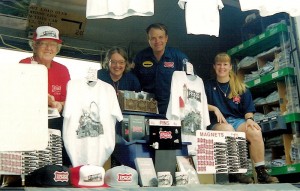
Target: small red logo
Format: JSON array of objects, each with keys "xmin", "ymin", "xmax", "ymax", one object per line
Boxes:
[
  {"xmin": 159, "ymin": 131, "xmax": 172, "ymax": 139},
  {"xmin": 118, "ymin": 173, "xmax": 132, "ymax": 182},
  {"xmin": 232, "ymin": 95, "xmax": 241, "ymax": 104},
  {"xmin": 54, "ymin": 171, "xmax": 69, "ymax": 182},
  {"xmin": 125, "ymin": 129, "xmax": 129, "ymax": 135},
  {"xmin": 132, "ymin": 126, "xmax": 143, "ymax": 133},
  {"xmin": 164, "ymin": 62, "xmax": 174, "ymax": 68}
]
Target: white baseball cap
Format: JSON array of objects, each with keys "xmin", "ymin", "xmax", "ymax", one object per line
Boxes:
[
  {"xmin": 33, "ymin": 26, "xmax": 62, "ymax": 43},
  {"xmin": 104, "ymin": 165, "xmax": 140, "ymax": 188}
]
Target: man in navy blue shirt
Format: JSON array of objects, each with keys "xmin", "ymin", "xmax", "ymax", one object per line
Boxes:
[{"xmin": 133, "ymin": 23, "xmax": 189, "ymax": 115}]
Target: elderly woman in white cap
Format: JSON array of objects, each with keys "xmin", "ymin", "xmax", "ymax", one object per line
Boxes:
[
  {"xmin": 20, "ymin": 26, "xmax": 70, "ymax": 113},
  {"xmin": 19, "ymin": 26, "xmax": 72, "ymax": 168},
  {"xmin": 3, "ymin": 27, "xmax": 71, "ymax": 187}
]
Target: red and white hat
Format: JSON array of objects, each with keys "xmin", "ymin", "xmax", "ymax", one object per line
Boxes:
[
  {"xmin": 33, "ymin": 26, "xmax": 62, "ymax": 44},
  {"xmin": 70, "ymin": 165, "xmax": 107, "ymax": 188}
]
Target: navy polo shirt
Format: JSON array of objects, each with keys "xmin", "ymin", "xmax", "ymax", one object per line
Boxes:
[
  {"xmin": 133, "ymin": 47, "xmax": 189, "ymax": 114},
  {"xmin": 97, "ymin": 69, "xmax": 141, "ymax": 92},
  {"xmin": 204, "ymin": 79, "xmax": 256, "ymax": 127}
]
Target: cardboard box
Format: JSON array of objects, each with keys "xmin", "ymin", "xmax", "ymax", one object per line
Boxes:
[
  {"xmin": 118, "ymin": 91, "xmax": 158, "ymax": 113},
  {"xmin": 28, "ymin": 5, "xmax": 86, "ymax": 38},
  {"xmin": 198, "ymin": 174, "xmax": 215, "ymax": 184},
  {"xmin": 134, "ymin": 158, "xmax": 157, "ymax": 187}
]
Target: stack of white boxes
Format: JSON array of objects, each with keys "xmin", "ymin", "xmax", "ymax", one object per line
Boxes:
[{"xmin": 0, "ymin": 129, "xmax": 63, "ymax": 175}]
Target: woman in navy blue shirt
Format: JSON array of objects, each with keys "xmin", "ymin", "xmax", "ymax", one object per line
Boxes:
[
  {"xmin": 98, "ymin": 47, "xmax": 141, "ymax": 94},
  {"xmin": 204, "ymin": 52, "xmax": 278, "ymax": 184}
]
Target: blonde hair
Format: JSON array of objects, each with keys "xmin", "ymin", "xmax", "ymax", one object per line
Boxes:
[{"xmin": 214, "ymin": 52, "xmax": 246, "ymax": 98}]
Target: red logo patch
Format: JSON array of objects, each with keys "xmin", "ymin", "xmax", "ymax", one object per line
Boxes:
[
  {"xmin": 159, "ymin": 131, "xmax": 172, "ymax": 139},
  {"xmin": 164, "ymin": 62, "xmax": 174, "ymax": 68},
  {"xmin": 54, "ymin": 171, "xmax": 69, "ymax": 182},
  {"xmin": 118, "ymin": 173, "xmax": 132, "ymax": 182},
  {"xmin": 132, "ymin": 126, "xmax": 143, "ymax": 133}
]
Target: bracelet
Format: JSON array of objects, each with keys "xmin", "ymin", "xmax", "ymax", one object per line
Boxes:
[{"xmin": 246, "ymin": 117, "xmax": 254, "ymax": 121}]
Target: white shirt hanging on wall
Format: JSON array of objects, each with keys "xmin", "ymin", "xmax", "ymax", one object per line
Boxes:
[
  {"xmin": 178, "ymin": 0, "xmax": 224, "ymax": 37},
  {"xmin": 63, "ymin": 79, "xmax": 123, "ymax": 167},
  {"xmin": 239, "ymin": 0, "xmax": 300, "ymax": 17},
  {"xmin": 166, "ymin": 71, "xmax": 210, "ymax": 155},
  {"xmin": 86, "ymin": 0, "xmax": 154, "ymax": 19}
]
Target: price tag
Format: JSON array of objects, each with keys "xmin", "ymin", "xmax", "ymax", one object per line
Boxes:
[
  {"xmin": 272, "ymin": 71, "xmax": 279, "ymax": 79},
  {"xmin": 86, "ymin": 67, "xmax": 98, "ymax": 82},
  {"xmin": 287, "ymin": 166, "xmax": 296, "ymax": 172},
  {"xmin": 254, "ymin": 78, "xmax": 261, "ymax": 85},
  {"xmin": 185, "ymin": 62, "xmax": 194, "ymax": 75},
  {"xmin": 259, "ymin": 34, "xmax": 265, "ymax": 39}
]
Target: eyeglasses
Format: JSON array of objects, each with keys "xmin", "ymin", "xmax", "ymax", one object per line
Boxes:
[
  {"xmin": 37, "ymin": 41, "xmax": 58, "ymax": 49},
  {"xmin": 109, "ymin": 60, "xmax": 126, "ymax": 66}
]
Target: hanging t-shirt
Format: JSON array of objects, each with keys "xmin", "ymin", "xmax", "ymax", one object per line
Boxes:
[
  {"xmin": 63, "ymin": 79, "xmax": 123, "ymax": 167},
  {"xmin": 86, "ymin": 0, "xmax": 154, "ymax": 19},
  {"xmin": 178, "ymin": 0, "xmax": 224, "ymax": 36},
  {"xmin": 166, "ymin": 71, "xmax": 210, "ymax": 154},
  {"xmin": 239, "ymin": 0, "xmax": 300, "ymax": 17}
]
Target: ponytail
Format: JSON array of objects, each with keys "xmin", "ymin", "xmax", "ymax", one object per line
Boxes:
[
  {"xmin": 214, "ymin": 52, "xmax": 246, "ymax": 99},
  {"xmin": 228, "ymin": 70, "xmax": 246, "ymax": 99}
]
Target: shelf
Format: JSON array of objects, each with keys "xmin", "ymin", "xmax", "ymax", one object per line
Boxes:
[
  {"xmin": 269, "ymin": 163, "xmax": 300, "ymax": 176},
  {"xmin": 245, "ymin": 67, "xmax": 295, "ymax": 88},
  {"xmin": 122, "ymin": 111, "xmax": 165, "ymax": 119},
  {"xmin": 284, "ymin": 113, "xmax": 300, "ymax": 123},
  {"xmin": 227, "ymin": 23, "xmax": 288, "ymax": 59}
]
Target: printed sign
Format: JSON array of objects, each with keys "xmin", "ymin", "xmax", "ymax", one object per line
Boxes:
[
  {"xmin": 195, "ymin": 130, "xmax": 248, "ymax": 174},
  {"xmin": 28, "ymin": 5, "xmax": 86, "ymax": 37}
]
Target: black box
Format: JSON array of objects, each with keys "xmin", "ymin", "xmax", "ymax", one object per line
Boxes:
[
  {"xmin": 149, "ymin": 119, "xmax": 182, "ymax": 150},
  {"xmin": 128, "ymin": 115, "xmax": 146, "ymax": 141}
]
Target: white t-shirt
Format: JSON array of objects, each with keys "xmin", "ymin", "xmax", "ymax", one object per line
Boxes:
[
  {"xmin": 63, "ymin": 79, "xmax": 123, "ymax": 167},
  {"xmin": 178, "ymin": 0, "xmax": 224, "ymax": 36},
  {"xmin": 166, "ymin": 71, "xmax": 210, "ymax": 154},
  {"xmin": 239, "ymin": 0, "xmax": 300, "ymax": 17},
  {"xmin": 86, "ymin": 0, "xmax": 154, "ymax": 19}
]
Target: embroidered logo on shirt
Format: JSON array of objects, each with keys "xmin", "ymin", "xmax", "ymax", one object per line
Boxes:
[
  {"xmin": 142, "ymin": 61, "xmax": 153, "ymax": 67},
  {"xmin": 52, "ymin": 85, "xmax": 62, "ymax": 95},
  {"xmin": 232, "ymin": 95, "xmax": 241, "ymax": 104},
  {"xmin": 164, "ymin": 62, "xmax": 174, "ymax": 68}
]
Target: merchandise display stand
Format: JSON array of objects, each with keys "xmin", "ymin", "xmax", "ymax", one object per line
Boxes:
[
  {"xmin": 0, "ymin": 64, "xmax": 48, "ymax": 151},
  {"xmin": 0, "ymin": 183, "xmax": 299, "ymax": 190},
  {"xmin": 0, "ymin": 64, "xmax": 49, "ymax": 185},
  {"xmin": 228, "ymin": 22, "xmax": 300, "ymax": 180}
]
